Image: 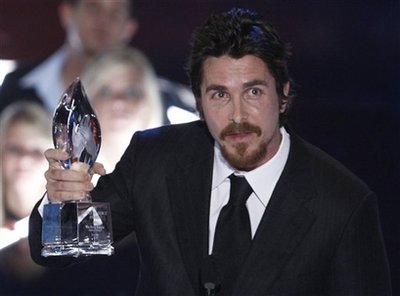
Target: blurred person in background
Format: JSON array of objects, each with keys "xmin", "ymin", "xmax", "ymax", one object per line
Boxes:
[
  {"xmin": 0, "ymin": 100, "xmax": 141, "ymax": 296},
  {"xmin": 0, "ymin": 101, "xmax": 51, "ymax": 293},
  {"xmin": 82, "ymin": 46, "xmax": 175, "ymax": 173},
  {"xmin": 0, "ymin": 45, "xmax": 176, "ymax": 296},
  {"xmin": 0, "ymin": 0, "xmax": 196, "ymax": 121},
  {"xmin": 0, "ymin": 101, "xmax": 52, "ymax": 239}
]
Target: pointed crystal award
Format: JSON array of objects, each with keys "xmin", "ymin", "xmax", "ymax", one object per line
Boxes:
[{"xmin": 41, "ymin": 78, "xmax": 114, "ymax": 257}]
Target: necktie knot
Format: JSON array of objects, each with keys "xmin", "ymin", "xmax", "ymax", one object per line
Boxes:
[{"xmin": 228, "ymin": 174, "xmax": 252, "ymax": 206}]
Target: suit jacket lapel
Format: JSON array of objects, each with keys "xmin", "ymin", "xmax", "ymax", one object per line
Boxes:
[
  {"xmin": 234, "ymin": 133, "xmax": 318, "ymax": 295},
  {"xmin": 166, "ymin": 124, "xmax": 319, "ymax": 295}
]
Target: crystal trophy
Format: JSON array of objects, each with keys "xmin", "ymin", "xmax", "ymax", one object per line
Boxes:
[{"xmin": 41, "ymin": 78, "xmax": 114, "ymax": 257}]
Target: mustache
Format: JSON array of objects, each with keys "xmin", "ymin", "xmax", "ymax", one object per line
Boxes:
[{"xmin": 220, "ymin": 122, "xmax": 262, "ymax": 140}]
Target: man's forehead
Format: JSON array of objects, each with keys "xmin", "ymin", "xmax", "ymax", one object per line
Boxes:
[
  {"xmin": 201, "ymin": 55, "xmax": 272, "ymax": 86},
  {"xmin": 203, "ymin": 55, "xmax": 269, "ymax": 72}
]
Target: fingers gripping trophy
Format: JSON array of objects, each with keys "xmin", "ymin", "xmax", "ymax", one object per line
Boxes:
[{"xmin": 42, "ymin": 78, "xmax": 114, "ymax": 257}]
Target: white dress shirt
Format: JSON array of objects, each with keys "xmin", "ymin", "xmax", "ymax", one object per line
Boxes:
[
  {"xmin": 208, "ymin": 127, "xmax": 290, "ymax": 253},
  {"xmin": 20, "ymin": 46, "xmax": 67, "ymax": 113}
]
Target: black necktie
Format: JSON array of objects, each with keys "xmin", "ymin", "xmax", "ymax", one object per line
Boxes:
[{"xmin": 211, "ymin": 174, "xmax": 253, "ymax": 294}]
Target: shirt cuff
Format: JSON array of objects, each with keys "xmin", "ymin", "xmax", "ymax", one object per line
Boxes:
[{"xmin": 38, "ymin": 192, "xmax": 50, "ymax": 217}]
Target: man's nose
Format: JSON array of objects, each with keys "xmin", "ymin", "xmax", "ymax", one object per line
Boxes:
[{"xmin": 230, "ymin": 97, "xmax": 248, "ymax": 124}]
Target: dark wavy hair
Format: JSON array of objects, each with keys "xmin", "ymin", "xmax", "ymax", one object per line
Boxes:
[{"xmin": 187, "ymin": 8, "xmax": 293, "ymax": 125}]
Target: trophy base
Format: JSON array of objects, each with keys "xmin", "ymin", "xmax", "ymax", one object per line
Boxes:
[
  {"xmin": 41, "ymin": 243, "xmax": 114, "ymax": 257},
  {"xmin": 42, "ymin": 201, "xmax": 114, "ymax": 257}
]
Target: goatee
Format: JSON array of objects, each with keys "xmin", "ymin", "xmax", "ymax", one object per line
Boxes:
[{"xmin": 219, "ymin": 122, "xmax": 266, "ymax": 171}]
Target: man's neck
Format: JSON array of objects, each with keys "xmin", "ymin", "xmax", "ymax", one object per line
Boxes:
[{"xmin": 61, "ymin": 48, "xmax": 91, "ymax": 88}]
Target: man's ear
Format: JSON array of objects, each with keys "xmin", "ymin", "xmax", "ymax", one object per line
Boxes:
[
  {"xmin": 280, "ymin": 82, "xmax": 290, "ymax": 113},
  {"xmin": 120, "ymin": 19, "xmax": 139, "ymax": 43}
]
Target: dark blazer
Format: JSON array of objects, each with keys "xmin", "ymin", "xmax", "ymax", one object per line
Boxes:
[
  {"xmin": 29, "ymin": 120, "xmax": 391, "ymax": 295},
  {"xmin": 0, "ymin": 61, "xmax": 42, "ymax": 113}
]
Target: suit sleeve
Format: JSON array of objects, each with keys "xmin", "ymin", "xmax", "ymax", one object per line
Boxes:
[{"xmin": 328, "ymin": 193, "xmax": 392, "ymax": 295}]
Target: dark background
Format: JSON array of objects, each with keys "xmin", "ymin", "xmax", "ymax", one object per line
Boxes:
[{"xmin": 1, "ymin": 0, "xmax": 399, "ymax": 293}]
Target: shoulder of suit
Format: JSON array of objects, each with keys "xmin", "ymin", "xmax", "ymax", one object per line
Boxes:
[
  {"xmin": 138, "ymin": 120, "xmax": 206, "ymax": 138},
  {"xmin": 289, "ymin": 131, "xmax": 373, "ymax": 198},
  {"xmin": 133, "ymin": 120, "xmax": 213, "ymax": 153},
  {"xmin": 3, "ymin": 59, "xmax": 44, "ymax": 83}
]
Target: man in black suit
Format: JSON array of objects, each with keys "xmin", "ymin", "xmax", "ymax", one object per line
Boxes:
[{"xmin": 29, "ymin": 8, "xmax": 391, "ymax": 295}]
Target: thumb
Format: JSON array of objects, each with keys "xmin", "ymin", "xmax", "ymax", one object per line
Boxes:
[{"xmin": 91, "ymin": 162, "xmax": 106, "ymax": 176}]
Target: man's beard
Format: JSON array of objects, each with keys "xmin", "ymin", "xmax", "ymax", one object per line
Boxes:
[{"xmin": 219, "ymin": 122, "xmax": 266, "ymax": 171}]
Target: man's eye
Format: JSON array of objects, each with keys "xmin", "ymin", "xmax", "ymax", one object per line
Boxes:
[
  {"xmin": 250, "ymin": 88, "xmax": 261, "ymax": 95},
  {"xmin": 213, "ymin": 92, "xmax": 227, "ymax": 100},
  {"xmin": 245, "ymin": 88, "xmax": 263, "ymax": 99}
]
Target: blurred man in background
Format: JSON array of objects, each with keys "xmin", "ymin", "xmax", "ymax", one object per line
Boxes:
[{"xmin": 0, "ymin": 0, "xmax": 197, "ymax": 122}]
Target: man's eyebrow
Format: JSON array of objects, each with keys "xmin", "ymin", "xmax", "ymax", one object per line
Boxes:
[
  {"xmin": 243, "ymin": 80, "xmax": 268, "ymax": 88},
  {"xmin": 205, "ymin": 84, "xmax": 228, "ymax": 93},
  {"xmin": 205, "ymin": 80, "xmax": 268, "ymax": 93}
]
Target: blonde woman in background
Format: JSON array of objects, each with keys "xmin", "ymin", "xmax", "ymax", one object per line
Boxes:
[
  {"xmin": 0, "ymin": 101, "xmax": 52, "ymax": 239},
  {"xmin": 82, "ymin": 46, "xmax": 166, "ymax": 174},
  {"xmin": 0, "ymin": 101, "xmax": 52, "ymax": 288},
  {"xmin": 0, "ymin": 100, "xmax": 139, "ymax": 296}
]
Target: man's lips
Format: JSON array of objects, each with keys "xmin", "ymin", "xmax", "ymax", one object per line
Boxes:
[{"xmin": 225, "ymin": 131, "xmax": 255, "ymax": 141}]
